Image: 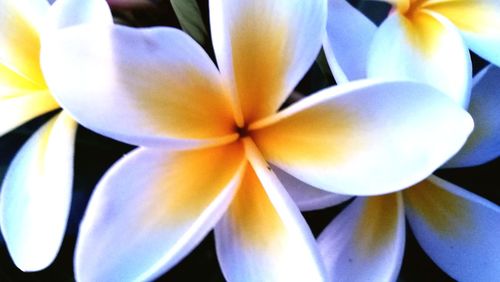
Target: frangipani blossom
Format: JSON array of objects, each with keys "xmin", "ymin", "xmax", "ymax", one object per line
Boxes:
[
  {"xmin": 366, "ymin": 0, "xmax": 500, "ymax": 106},
  {"xmin": 42, "ymin": 0, "xmax": 473, "ymax": 280},
  {"xmin": 0, "ymin": 0, "xmax": 111, "ymax": 271},
  {"xmin": 319, "ymin": 1, "xmax": 500, "ymax": 280}
]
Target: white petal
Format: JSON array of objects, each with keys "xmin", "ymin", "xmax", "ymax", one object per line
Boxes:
[
  {"xmin": 272, "ymin": 165, "xmax": 351, "ymax": 211},
  {"xmin": 251, "ymin": 80, "xmax": 473, "ymax": 195},
  {"xmin": 368, "ymin": 12, "xmax": 472, "ymax": 107},
  {"xmin": 318, "ymin": 194, "xmax": 405, "ymax": 281},
  {"xmin": 324, "ymin": 0, "xmax": 376, "ymax": 83},
  {"xmin": 75, "ymin": 143, "xmax": 246, "ymax": 281},
  {"xmin": 45, "ymin": 0, "xmax": 112, "ymax": 32},
  {"xmin": 0, "ymin": 112, "xmax": 77, "ymax": 271},
  {"xmin": 42, "ymin": 24, "xmax": 237, "ymax": 149},
  {"xmin": 404, "ymin": 176, "xmax": 500, "ymax": 281},
  {"xmin": 210, "ymin": 0, "xmax": 326, "ymax": 124},
  {"xmin": 215, "ymin": 138, "xmax": 327, "ymax": 281},
  {"xmin": 445, "ymin": 65, "xmax": 500, "ymax": 168}
]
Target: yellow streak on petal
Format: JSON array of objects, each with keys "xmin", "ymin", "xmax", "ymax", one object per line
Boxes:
[
  {"xmin": 401, "ymin": 10, "xmax": 446, "ymax": 56},
  {"xmin": 250, "ymin": 103, "xmax": 354, "ymax": 166},
  {"xmin": 354, "ymin": 193, "xmax": 401, "ymax": 256},
  {"xmin": 148, "ymin": 141, "xmax": 245, "ymax": 226},
  {"xmin": 230, "ymin": 7, "xmax": 289, "ymax": 124},
  {"xmin": 403, "ymin": 179, "xmax": 471, "ymax": 236},
  {"xmin": 425, "ymin": 0, "xmax": 500, "ymax": 34},
  {"xmin": 0, "ymin": 64, "xmax": 42, "ymax": 97},
  {"xmin": 228, "ymin": 165, "xmax": 285, "ymax": 248},
  {"xmin": 0, "ymin": 3, "xmax": 46, "ymax": 87}
]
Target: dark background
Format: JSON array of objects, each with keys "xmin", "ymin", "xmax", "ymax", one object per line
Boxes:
[{"xmin": 0, "ymin": 0, "xmax": 498, "ymax": 281}]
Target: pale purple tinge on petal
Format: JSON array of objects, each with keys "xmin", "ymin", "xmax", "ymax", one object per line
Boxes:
[
  {"xmin": 74, "ymin": 143, "xmax": 246, "ymax": 281},
  {"xmin": 324, "ymin": 0, "xmax": 376, "ymax": 83},
  {"xmin": 318, "ymin": 193, "xmax": 405, "ymax": 281},
  {"xmin": 404, "ymin": 175, "xmax": 500, "ymax": 281},
  {"xmin": 272, "ymin": 165, "xmax": 351, "ymax": 211},
  {"xmin": 444, "ymin": 65, "xmax": 500, "ymax": 168},
  {"xmin": 215, "ymin": 138, "xmax": 327, "ymax": 282},
  {"xmin": 45, "ymin": 0, "xmax": 113, "ymax": 33},
  {"xmin": 0, "ymin": 112, "xmax": 77, "ymax": 271},
  {"xmin": 251, "ymin": 80, "xmax": 473, "ymax": 196}
]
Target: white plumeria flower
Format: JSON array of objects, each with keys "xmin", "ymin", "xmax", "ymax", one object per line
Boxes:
[
  {"xmin": 42, "ymin": 0, "xmax": 473, "ymax": 280},
  {"xmin": 365, "ymin": 0, "xmax": 500, "ymax": 107},
  {"xmin": 0, "ymin": 0, "xmax": 110, "ymax": 271},
  {"xmin": 318, "ymin": 0, "xmax": 500, "ymax": 281}
]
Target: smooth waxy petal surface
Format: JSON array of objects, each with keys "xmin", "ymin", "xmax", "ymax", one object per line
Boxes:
[
  {"xmin": 324, "ymin": 0, "xmax": 377, "ymax": 83},
  {"xmin": 318, "ymin": 194, "xmax": 405, "ymax": 281},
  {"xmin": 215, "ymin": 139, "xmax": 327, "ymax": 282},
  {"xmin": 272, "ymin": 165, "xmax": 351, "ymax": 211},
  {"xmin": 210, "ymin": 0, "xmax": 327, "ymax": 124},
  {"xmin": 250, "ymin": 80, "xmax": 473, "ymax": 195},
  {"xmin": 426, "ymin": 0, "xmax": 500, "ymax": 66},
  {"xmin": 445, "ymin": 65, "xmax": 500, "ymax": 167},
  {"xmin": 75, "ymin": 143, "xmax": 246, "ymax": 281},
  {"xmin": 42, "ymin": 25, "xmax": 237, "ymax": 148},
  {"xmin": 368, "ymin": 12, "xmax": 471, "ymax": 106},
  {"xmin": 404, "ymin": 176, "xmax": 500, "ymax": 281},
  {"xmin": 0, "ymin": 112, "xmax": 77, "ymax": 271}
]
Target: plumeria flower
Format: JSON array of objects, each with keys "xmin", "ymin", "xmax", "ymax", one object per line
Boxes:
[
  {"xmin": 363, "ymin": 0, "xmax": 500, "ymax": 107},
  {"xmin": 0, "ymin": 0, "xmax": 111, "ymax": 271},
  {"xmin": 42, "ymin": 0, "xmax": 473, "ymax": 280},
  {"xmin": 317, "ymin": 0, "xmax": 500, "ymax": 280}
]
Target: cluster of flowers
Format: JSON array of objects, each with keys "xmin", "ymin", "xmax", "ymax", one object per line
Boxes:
[{"xmin": 0, "ymin": 0, "xmax": 498, "ymax": 281}]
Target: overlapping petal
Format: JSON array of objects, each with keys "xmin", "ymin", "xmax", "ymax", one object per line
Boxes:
[
  {"xmin": 42, "ymin": 25, "xmax": 237, "ymax": 149},
  {"xmin": 324, "ymin": 0, "xmax": 376, "ymax": 83},
  {"xmin": 0, "ymin": 0, "xmax": 48, "ymax": 87},
  {"xmin": 403, "ymin": 176, "xmax": 500, "ymax": 281},
  {"xmin": 215, "ymin": 138, "xmax": 326, "ymax": 281},
  {"xmin": 210, "ymin": 0, "xmax": 326, "ymax": 124},
  {"xmin": 445, "ymin": 65, "xmax": 500, "ymax": 168},
  {"xmin": 45, "ymin": 0, "xmax": 112, "ymax": 31},
  {"xmin": 74, "ymin": 142, "xmax": 246, "ymax": 281},
  {"xmin": 250, "ymin": 80, "xmax": 473, "ymax": 195},
  {"xmin": 0, "ymin": 90, "xmax": 59, "ymax": 136},
  {"xmin": 0, "ymin": 112, "xmax": 77, "ymax": 271},
  {"xmin": 272, "ymin": 165, "xmax": 351, "ymax": 211},
  {"xmin": 368, "ymin": 12, "xmax": 471, "ymax": 106},
  {"xmin": 426, "ymin": 0, "xmax": 500, "ymax": 66},
  {"xmin": 318, "ymin": 194, "xmax": 405, "ymax": 281}
]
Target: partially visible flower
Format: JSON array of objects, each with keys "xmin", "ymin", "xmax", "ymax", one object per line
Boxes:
[
  {"xmin": 317, "ymin": 1, "xmax": 500, "ymax": 280},
  {"xmin": 41, "ymin": 0, "xmax": 473, "ymax": 280},
  {"xmin": 0, "ymin": 0, "xmax": 111, "ymax": 271},
  {"xmin": 365, "ymin": 0, "xmax": 500, "ymax": 106}
]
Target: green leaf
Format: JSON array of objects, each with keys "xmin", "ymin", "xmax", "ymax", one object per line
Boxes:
[{"xmin": 170, "ymin": 0, "xmax": 208, "ymax": 45}]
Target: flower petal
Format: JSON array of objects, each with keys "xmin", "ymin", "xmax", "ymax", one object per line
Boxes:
[
  {"xmin": 0, "ymin": 112, "xmax": 77, "ymax": 271},
  {"xmin": 210, "ymin": 0, "xmax": 326, "ymax": 124},
  {"xmin": 318, "ymin": 194, "xmax": 405, "ymax": 281},
  {"xmin": 250, "ymin": 80, "xmax": 473, "ymax": 195},
  {"xmin": 215, "ymin": 138, "xmax": 327, "ymax": 281},
  {"xmin": 0, "ymin": 0, "xmax": 48, "ymax": 86},
  {"xmin": 45, "ymin": 0, "xmax": 112, "ymax": 31},
  {"xmin": 75, "ymin": 142, "xmax": 246, "ymax": 281},
  {"xmin": 42, "ymin": 24, "xmax": 237, "ymax": 149},
  {"xmin": 272, "ymin": 165, "xmax": 351, "ymax": 211},
  {"xmin": 445, "ymin": 65, "xmax": 500, "ymax": 168},
  {"xmin": 403, "ymin": 175, "xmax": 500, "ymax": 281},
  {"xmin": 0, "ymin": 90, "xmax": 59, "ymax": 137},
  {"xmin": 426, "ymin": 0, "xmax": 500, "ymax": 66},
  {"xmin": 324, "ymin": 0, "xmax": 376, "ymax": 83},
  {"xmin": 368, "ymin": 12, "xmax": 472, "ymax": 106}
]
